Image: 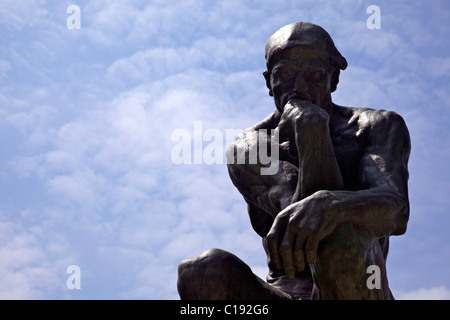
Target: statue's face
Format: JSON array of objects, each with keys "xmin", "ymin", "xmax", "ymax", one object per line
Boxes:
[{"xmin": 266, "ymin": 46, "xmax": 334, "ymax": 112}]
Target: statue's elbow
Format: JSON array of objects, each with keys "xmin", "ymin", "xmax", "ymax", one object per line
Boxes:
[
  {"xmin": 226, "ymin": 143, "xmax": 236, "ymax": 166},
  {"xmin": 394, "ymin": 199, "xmax": 410, "ymax": 236}
]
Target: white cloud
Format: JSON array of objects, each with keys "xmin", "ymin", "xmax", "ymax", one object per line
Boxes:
[
  {"xmin": 81, "ymin": 0, "xmax": 265, "ymax": 49},
  {"xmin": 106, "ymin": 36, "xmax": 261, "ymax": 90},
  {"xmin": 0, "ymin": 59, "xmax": 11, "ymax": 81},
  {"xmin": 0, "ymin": 0, "xmax": 48, "ymax": 30},
  {"xmin": 1, "ymin": 63, "xmax": 266, "ymax": 298},
  {"xmin": 397, "ymin": 286, "xmax": 450, "ymax": 300},
  {"xmin": 0, "ymin": 217, "xmax": 73, "ymax": 299}
]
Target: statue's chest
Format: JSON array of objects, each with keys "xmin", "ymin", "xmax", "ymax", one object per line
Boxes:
[{"xmin": 331, "ymin": 126, "xmax": 365, "ymax": 190}]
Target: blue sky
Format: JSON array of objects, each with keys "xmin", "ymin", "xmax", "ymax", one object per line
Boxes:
[{"xmin": 0, "ymin": 0, "xmax": 449, "ymax": 299}]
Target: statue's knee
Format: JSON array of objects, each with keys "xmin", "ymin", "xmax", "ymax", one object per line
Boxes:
[
  {"xmin": 177, "ymin": 248, "xmax": 251, "ymax": 299},
  {"xmin": 177, "ymin": 256, "xmax": 198, "ymax": 299}
]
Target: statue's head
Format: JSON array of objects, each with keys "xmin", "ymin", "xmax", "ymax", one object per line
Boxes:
[{"xmin": 263, "ymin": 22, "xmax": 347, "ymax": 111}]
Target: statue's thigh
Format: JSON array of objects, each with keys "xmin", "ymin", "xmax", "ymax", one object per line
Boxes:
[{"xmin": 310, "ymin": 223, "xmax": 393, "ymax": 300}]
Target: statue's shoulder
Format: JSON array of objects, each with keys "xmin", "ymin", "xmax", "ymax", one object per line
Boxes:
[
  {"xmin": 334, "ymin": 104, "xmax": 407, "ymax": 134},
  {"xmin": 334, "ymin": 104, "xmax": 410, "ymax": 154},
  {"xmin": 233, "ymin": 109, "xmax": 280, "ymax": 145}
]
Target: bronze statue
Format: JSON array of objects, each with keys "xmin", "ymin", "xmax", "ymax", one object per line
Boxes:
[{"xmin": 177, "ymin": 22, "xmax": 411, "ymax": 300}]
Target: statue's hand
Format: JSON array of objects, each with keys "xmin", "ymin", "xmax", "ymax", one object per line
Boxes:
[
  {"xmin": 277, "ymin": 98, "xmax": 329, "ymax": 141},
  {"xmin": 266, "ymin": 191, "xmax": 338, "ymax": 278}
]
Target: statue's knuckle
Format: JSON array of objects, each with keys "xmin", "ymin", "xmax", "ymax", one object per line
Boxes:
[
  {"xmin": 303, "ymin": 111, "xmax": 328, "ymax": 125},
  {"xmin": 266, "ymin": 232, "xmax": 276, "ymax": 243}
]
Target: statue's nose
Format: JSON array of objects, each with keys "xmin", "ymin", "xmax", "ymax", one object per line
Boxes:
[{"xmin": 292, "ymin": 73, "xmax": 309, "ymax": 97}]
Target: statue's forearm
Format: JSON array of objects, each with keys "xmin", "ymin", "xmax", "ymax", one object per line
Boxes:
[
  {"xmin": 315, "ymin": 187, "xmax": 409, "ymax": 238},
  {"xmin": 285, "ymin": 99, "xmax": 344, "ymax": 202},
  {"xmin": 228, "ymin": 158, "xmax": 298, "ymax": 217}
]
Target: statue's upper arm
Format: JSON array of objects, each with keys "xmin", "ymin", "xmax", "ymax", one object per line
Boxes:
[
  {"xmin": 227, "ymin": 136, "xmax": 276, "ymax": 237},
  {"xmin": 358, "ymin": 110, "xmax": 411, "ymax": 198}
]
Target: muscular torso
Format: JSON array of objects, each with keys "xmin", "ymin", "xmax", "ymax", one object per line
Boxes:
[
  {"xmin": 329, "ymin": 105, "xmax": 367, "ymax": 191},
  {"xmin": 227, "ymin": 103, "xmax": 406, "ymax": 299},
  {"xmin": 274, "ymin": 104, "xmax": 369, "ymax": 196},
  {"xmin": 229, "ymin": 104, "xmax": 377, "ymax": 227}
]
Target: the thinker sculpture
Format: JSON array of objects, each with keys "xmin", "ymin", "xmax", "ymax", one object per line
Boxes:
[{"xmin": 177, "ymin": 22, "xmax": 411, "ymax": 300}]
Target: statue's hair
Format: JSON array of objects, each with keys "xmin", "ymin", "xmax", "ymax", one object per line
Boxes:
[
  {"xmin": 265, "ymin": 22, "xmax": 347, "ymax": 71},
  {"xmin": 265, "ymin": 22, "xmax": 347, "ymax": 91}
]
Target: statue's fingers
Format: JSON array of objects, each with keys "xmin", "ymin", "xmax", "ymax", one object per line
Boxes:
[
  {"xmin": 293, "ymin": 229, "xmax": 310, "ymax": 272},
  {"xmin": 279, "ymin": 229, "xmax": 296, "ymax": 278},
  {"xmin": 305, "ymin": 233, "xmax": 320, "ymax": 265},
  {"xmin": 266, "ymin": 218, "xmax": 285, "ymax": 271}
]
